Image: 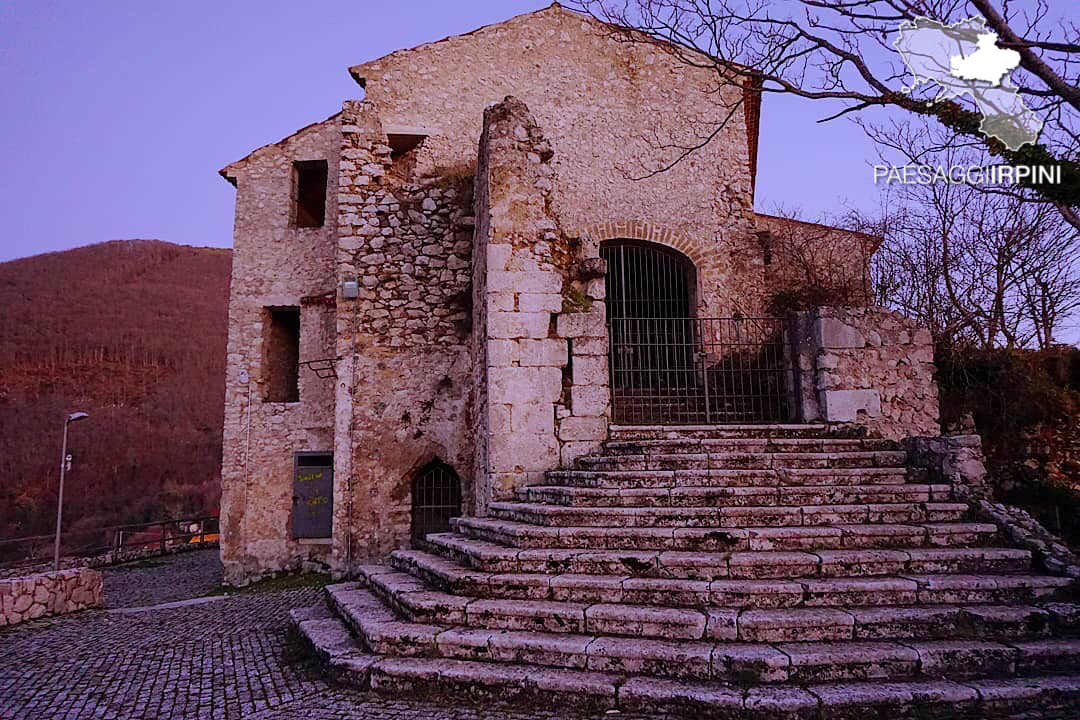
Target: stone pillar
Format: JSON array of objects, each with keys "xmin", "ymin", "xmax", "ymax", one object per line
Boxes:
[
  {"xmin": 904, "ymin": 434, "xmax": 990, "ymax": 497},
  {"xmin": 332, "ymin": 99, "xmax": 389, "ymax": 576},
  {"xmin": 556, "ymin": 257, "xmax": 610, "ymax": 466},
  {"xmin": 472, "ymin": 96, "xmax": 609, "ymax": 513}
]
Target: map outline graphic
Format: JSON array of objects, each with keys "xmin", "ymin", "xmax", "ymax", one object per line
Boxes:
[{"xmin": 893, "ymin": 16, "xmax": 1043, "ymax": 150}]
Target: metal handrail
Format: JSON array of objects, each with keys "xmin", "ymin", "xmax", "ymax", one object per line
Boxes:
[{"xmin": 0, "ymin": 515, "xmax": 220, "ymax": 569}]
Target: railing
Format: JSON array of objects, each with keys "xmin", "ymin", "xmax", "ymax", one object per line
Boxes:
[
  {"xmin": 608, "ymin": 316, "xmax": 795, "ymax": 425},
  {"xmin": 0, "ymin": 515, "xmax": 220, "ymax": 572}
]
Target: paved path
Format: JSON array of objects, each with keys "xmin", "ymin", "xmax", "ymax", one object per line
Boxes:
[
  {"xmin": 0, "ymin": 551, "xmax": 626, "ymax": 719},
  {"xmin": 105, "ymin": 549, "xmax": 225, "ymax": 608}
]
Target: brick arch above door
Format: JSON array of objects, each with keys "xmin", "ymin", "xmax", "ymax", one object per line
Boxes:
[{"xmin": 579, "ymin": 220, "xmax": 709, "ymax": 273}]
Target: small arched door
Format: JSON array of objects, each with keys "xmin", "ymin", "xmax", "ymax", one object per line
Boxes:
[{"xmin": 411, "ymin": 461, "xmax": 462, "ymax": 544}]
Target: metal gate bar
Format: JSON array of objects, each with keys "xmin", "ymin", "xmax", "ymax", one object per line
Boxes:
[
  {"xmin": 412, "ymin": 462, "xmax": 462, "ymax": 542},
  {"xmin": 608, "ymin": 316, "xmax": 794, "ymax": 425}
]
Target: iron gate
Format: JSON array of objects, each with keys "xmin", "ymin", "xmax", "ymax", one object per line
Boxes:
[
  {"xmin": 607, "ymin": 316, "xmax": 795, "ymax": 425},
  {"xmin": 411, "ymin": 461, "xmax": 462, "ymax": 543}
]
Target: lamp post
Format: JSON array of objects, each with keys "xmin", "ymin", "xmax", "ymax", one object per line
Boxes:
[{"xmin": 54, "ymin": 411, "xmax": 88, "ymax": 571}]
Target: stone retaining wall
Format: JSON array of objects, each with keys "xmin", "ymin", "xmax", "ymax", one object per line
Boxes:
[
  {"xmin": 0, "ymin": 567, "xmax": 103, "ymax": 626},
  {"xmin": 794, "ymin": 306, "xmax": 939, "ymax": 440}
]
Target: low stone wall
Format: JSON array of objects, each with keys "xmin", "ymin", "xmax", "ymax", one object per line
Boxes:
[
  {"xmin": 0, "ymin": 567, "xmax": 103, "ymax": 626},
  {"xmin": 794, "ymin": 306, "xmax": 939, "ymax": 440},
  {"xmin": 905, "ymin": 434, "xmax": 990, "ymax": 497},
  {"xmin": 906, "ymin": 432, "xmax": 1080, "ymax": 580},
  {"xmin": 1, "ymin": 539, "xmax": 219, "ymax": 580}
]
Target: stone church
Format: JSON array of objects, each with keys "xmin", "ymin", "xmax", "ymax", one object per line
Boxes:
[{"xmin": 220, "ymin": 5, "xmax": 1080, "ymax": 716}]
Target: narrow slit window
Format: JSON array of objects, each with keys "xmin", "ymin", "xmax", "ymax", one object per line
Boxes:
[
  {"xmin": 294, "ymin": 160, "xmax": 327, "ymax": 228},
  {"xmin": 264, "ymin": 307, "xmax": 300, "ymax": 402}
]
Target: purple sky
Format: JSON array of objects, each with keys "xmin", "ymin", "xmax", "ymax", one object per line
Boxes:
[{"xmin": 0, "ymin": 0, "xmax": 894, "ymax": 263}]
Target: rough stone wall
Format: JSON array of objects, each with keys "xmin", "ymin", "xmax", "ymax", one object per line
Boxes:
[
  {"xmin": 755, "ymin": 213, "xmax": 877, "ymax": 306},
  {"xmin": 331, "ymin": 100, "xmax": 475, "ymax": 569},
  {"xmin": 905, "ymin": 434, "xmax": 990, "ymax": 496},
  {"xmin": 804, "ymin": 306, "xmax": 939, "ymax": 439},
  {"xmin": 219, "ymin": 118, "xmax": 341, "ymax": 585},
  {"xmin": 351, "ymin": 4, "xmax": 766, "ymax": 319},
  {"xmin": 0, "ymin": 567, "xmax": 103, "ymax": 626},
  {"xmin": 472, "ymin": 96, "xmax": 609, "ymax": 511}
]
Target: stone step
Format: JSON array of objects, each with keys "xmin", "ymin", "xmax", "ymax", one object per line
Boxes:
[
  {"xmin": 330, "ymin": 584, "xmax": 1080, "ymax": 687},
  {"xmin": 608, "ymin": 424, "xmax": 830, "ymax": 440},
  {"xmin": 575, "ymin": 450, "xmax": 909, "ymax": 472},
  {"xmin": 547, "ymin": 467, "xmax": 914, "ymax": 489},
  {"xmin": 602, "ymin": 437, "xmax": 902, "ymax": 455},
  {"xmin": 297, "ymin": 589, "xmax": 1080, "ymax": 717},
  {"xmin": 387, "ymin": 550, "xmax": 1071, "ymax": 610},
  {"xmin": 360, "ymin": 567, "xmax": 1080, "ymax": 644},
  {"xmin": 425, "ymin": 534, "xmax": 1033, "ymax": 579},
  {"xmin": 521, "ymin": 483, "xmax": 953, "ymax": 508},
  {"xmin": 488, "ymin": 501, "xmax": 969, "ymax": 528},
  {"xmin": 360, "ymin": 649, "xmax": 1080, "ymax": 720},
  {"xmin": 295, "ymin": 616, "xmax": 1080, "ymax": 720},
  {"xmin": 452, "ymin": 517, "xmax": 1001, "ymax": 551}
]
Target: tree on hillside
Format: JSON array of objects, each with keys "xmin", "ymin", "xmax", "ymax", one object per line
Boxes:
[{"xmin": 570, "ymin": 0, "xmax": 1079, "ymax": 226}]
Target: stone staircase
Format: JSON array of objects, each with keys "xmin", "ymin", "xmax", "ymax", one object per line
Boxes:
[{"xmin": 293, "ymin": 424, "xmax": 1080, "ymax": 718}]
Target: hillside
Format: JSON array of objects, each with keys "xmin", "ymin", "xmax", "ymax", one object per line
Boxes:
[{"xmin": 0, "ymin": 240, "xmax": 232, "ymax": 545}]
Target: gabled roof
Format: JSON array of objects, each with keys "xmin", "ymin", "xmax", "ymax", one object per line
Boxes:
[
  {"xmin": 345, "ymin": 2, "xmax": 763, "ymax": 189},
  {"xmin": 218, "ymin": 111, "xmax": 341, "ymax": 186}
]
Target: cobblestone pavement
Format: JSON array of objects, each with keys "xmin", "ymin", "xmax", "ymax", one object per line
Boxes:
[
  {"xmin": 0, "ymin": 552, "xmax": 632, "ymax": 720},
  {"xmin": 105, "ymin": 549, "xmax": 225, "ymax": 608}
]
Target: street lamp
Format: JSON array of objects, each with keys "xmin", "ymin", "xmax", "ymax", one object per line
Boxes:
[{"xmin": 54, "ymin": 411, "xmax": 89, "ymax": 571}]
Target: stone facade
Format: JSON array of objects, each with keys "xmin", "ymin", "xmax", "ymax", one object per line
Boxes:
[
  {"xmin": 217, "ymin": 5, "xmax": 942, "ymax": 584},
  {"xmin": 219, "ymin": 116, "xmax": 341, "ymax": 584},
  {"xmin": 0, "ymin": 567, "xmax": 103, "ymax": 626}
]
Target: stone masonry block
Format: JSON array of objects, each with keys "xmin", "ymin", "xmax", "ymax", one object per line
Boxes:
[
  {"xmin": 491, "ymin": 403, "xmax": 512, "ymax": 434},
  {"xmin": 511, "ymin": 402, "xmax": 556, "ymax": 435},
  {"xmin": 490, "ymin": 292, "xmax": 516, "ymax": 312},
  {"xmin": 489, "ymin": 312, "xmax": 551, "ymax": 339},
  {"xmin": 491, "ymin": 366, "xmax": 563, "ymax": 404},
  {"xmin": 572, "ymin": 355, "xmax": 609, "ymax": 386},
  {"xmin": 820, "ymin": 389, "xmax": 881, "ymax": 423},
  {"xmin": 489, "ymin": 340, "xmax": 517, "ymax": 367},
  {"xmin": 489, "ymin": 270, "xmax": 562, "ymax": 294},
  {"xmin": 571, "ymin": 385, "xmax": 610, "ymax": 417},
  {"xmin": 558, "ymin": 416, "xmax": 607, "ymax": 442},
  {"xmin": 487, "ymin": 244, "xmax": 512, "ymax": 272},
  {"xmin": 558, "ymin": 308, "xmax": 605, "ymax": 339},
  {"xmin": 489, "ymin": 432, "xmax": 560, "ymax": 473},
  {"xmin": 518, "ymin": 339, "xmax": 568, "ymax": 367},
  {"xmin": 816, "ymin": 317, "xmax": 866, "ymax": 349},
  {"xmin": 573, "ymin": 336, "xmax": 608, "ymax": 355},
  {"xmin": 519, "ymin": 293, "xmax": 563, "ymax": 313}
]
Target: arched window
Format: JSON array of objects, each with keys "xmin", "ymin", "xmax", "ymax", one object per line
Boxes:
[{"xmin": 411, "ymin": 461, "xmax": 462, "ymax": 542}]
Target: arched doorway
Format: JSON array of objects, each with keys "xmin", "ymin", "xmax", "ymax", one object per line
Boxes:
[
  {"xmin": 601, "ymin": 239, "xmax": 793, "ymax": 424},
  {"xmin": 411, "ymin": 460, "xmax": 461, "ymax": 544},
  {"xmin": 601, "ymin": 240, "xmax": 696, "ymax": 322},
  {"xmin": 602, "ymin": 240, "xmax": 700, "ymax": 423}
]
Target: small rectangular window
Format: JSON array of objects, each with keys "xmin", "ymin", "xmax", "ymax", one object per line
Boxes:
[
  {"xmin": 294, "ymin": 160, "xmax": 327, "ymax": 228},
  {"xmin": 264, "ymin": 307, "xmax": 300, "ymax": 402}
]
